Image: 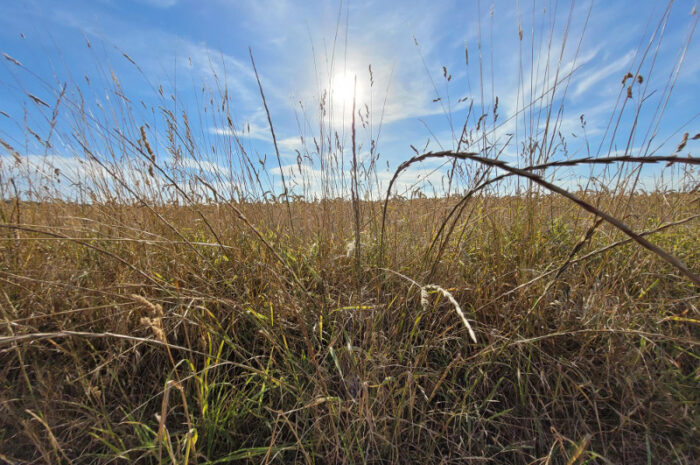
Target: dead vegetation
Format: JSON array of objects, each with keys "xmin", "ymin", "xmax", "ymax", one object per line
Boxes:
[{"xmin": 0, "ymin": 1, "xmax": 699, "ymax": 463}]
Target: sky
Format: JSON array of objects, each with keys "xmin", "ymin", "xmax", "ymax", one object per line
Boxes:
[{"xmin": 0, "ymin": 0, "xmax": 698, "ymax": 200}]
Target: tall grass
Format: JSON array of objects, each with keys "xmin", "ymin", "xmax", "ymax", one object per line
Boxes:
[{"xmin": 1, "ymin": 1, "xmax": 698, "ymax": 464}]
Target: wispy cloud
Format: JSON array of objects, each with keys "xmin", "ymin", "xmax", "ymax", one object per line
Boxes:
[
  {"xmin": 139, "ymin": 0, "xmax": 179, "ymax": 8},
  {"xmin": 573, "ymin": 50, "xmax": 635, "ymax": 99},
  {"xmin": 270, "ymin": 159, "xmax": 455, "ymax": 199},
  {"xmin": 49, "ymin": 5, "xmax": 261, "ymax": 105}
]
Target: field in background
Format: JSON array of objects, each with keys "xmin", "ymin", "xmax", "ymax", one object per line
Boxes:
[{"xmin": 1, "ymin": 1, "xmax": 699, "ymax": 463}]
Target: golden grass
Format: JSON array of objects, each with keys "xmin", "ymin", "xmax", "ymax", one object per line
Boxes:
[
  {"xmin": 0, "ymin": 194, "xmax": 698, "ymax": 464},
  {"xmin": 1, "ymin": 1, "xmax": 698, "ymax": 461}
]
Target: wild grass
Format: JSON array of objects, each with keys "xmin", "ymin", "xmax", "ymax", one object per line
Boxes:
[
  {"xmin": 1, "ymin": 194, "xmax": 698, "ymax": 464},
  {"xmin": 0, "ymin": 1, "xmax": 699, "ymax": 463}
]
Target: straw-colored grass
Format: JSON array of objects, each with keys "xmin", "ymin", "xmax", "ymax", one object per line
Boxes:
[
  {"xmin": 1, "ymin": 195, "xmax": 698, "ymax": 464},
  {"xmin": 1, "ymin": 1, "xmax": 699, "ymax": 462}
]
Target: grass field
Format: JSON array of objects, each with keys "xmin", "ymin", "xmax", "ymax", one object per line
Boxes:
[
  {"xmin": 1, "ymin": 191, "xmax": 698, "ymax": 463},
  {"xmin": 1, "ymin": 1, "xmax": 699, "ymax": 463}
]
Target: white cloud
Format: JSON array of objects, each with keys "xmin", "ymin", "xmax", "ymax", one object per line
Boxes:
[
  {"xmin": 1, "ymin": 153, "xmax": 110, "ymax": 182},
  {"xmin": 173, "ymin": 157, "xmax": 228, "ymax": 176},
  {"xmin": 209, "ymin": 106, "xmax": 284, "ymax": 146},
  {"xmin": 50, "ymin": 7, "xmax": 261, "ymax": 106},
  {"xmin": 277, "ymin": 136, "xmax": 303, "ymax": 152},
  {"xmin": 573, "ymin": 50, "xmax": 635, "ymax": 99},
  {"xmin": 139, "ymin": 0, "xmax": 179, "ymax": 8},
  {"xmin": 209, "ymin": 121, "xmax": 270, "ymax": 142},
  {"xmin": 269, "ymin": 158, "xmax": 455, "ymax": 199},
  {"xmin": 1, "ymin": 152, "xmax": 244, "ymax": 201}
]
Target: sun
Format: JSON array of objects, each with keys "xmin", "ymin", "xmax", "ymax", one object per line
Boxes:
[
  {"xmin": 324, "ymin": 68, "xmax": 369, "ymax": 125},
  {"xmin": 330, "ymin": 72, "xmax": 362, "ymax": 109}
]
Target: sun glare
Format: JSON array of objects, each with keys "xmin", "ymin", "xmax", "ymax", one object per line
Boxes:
[{"xmin": 330, "ymin": 72, "xmax": 362, "ymax": 109}]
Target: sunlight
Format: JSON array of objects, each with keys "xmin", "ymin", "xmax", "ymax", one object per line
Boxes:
[
  {"xmin": 330, "ymin": 71, "xmax": 363, "ymax": 111},
  {"xmin": 2, "ymin": 2, "xmax": 698, "ymax": 462}
]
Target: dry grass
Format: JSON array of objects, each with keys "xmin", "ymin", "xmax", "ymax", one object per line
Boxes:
[
  {"xmin": 1, "ymin": 1, "xmax": 699, "ymax": 463},
  {"xmin": 0, "ymin": 195, "xmax": 698, "ymax": 464}
]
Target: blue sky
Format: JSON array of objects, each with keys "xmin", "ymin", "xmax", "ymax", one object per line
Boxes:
[{"xmin": 0, "ymin": 0, "xmax": 698, "ymax": 199}]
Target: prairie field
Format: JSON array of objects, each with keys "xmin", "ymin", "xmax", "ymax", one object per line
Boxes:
[
  {"xmin": 1, "ymin": 192, "xmax": 698, "ymax": 464},
  {"xmin": 0, "ymin": 1, "xmax": 699, "ymax": 464}
]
